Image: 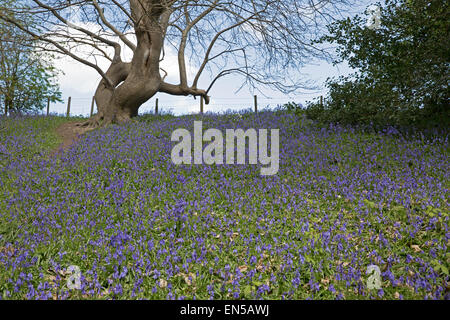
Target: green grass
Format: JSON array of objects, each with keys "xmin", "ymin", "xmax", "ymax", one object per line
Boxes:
[{"xmin": 0, "ymin": 115, "xmax": 85, "ymax": 158}]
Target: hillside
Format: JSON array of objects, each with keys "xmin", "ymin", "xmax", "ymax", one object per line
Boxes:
[{"xmin": 0, "ymin": 111, "xmax": 448, "ymax": 299}]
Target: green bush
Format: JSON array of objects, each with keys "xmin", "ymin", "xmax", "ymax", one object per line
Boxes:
[{"xmin": 306, "ymin": 0, "xmax": 449, "ymax": 127}]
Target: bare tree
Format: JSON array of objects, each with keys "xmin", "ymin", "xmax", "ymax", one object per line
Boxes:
[{"xmin": 0, "ymin": 0, "xmax": 352, "ymax": 126}]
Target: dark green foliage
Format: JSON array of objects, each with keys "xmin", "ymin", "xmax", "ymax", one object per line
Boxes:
[
  {"xmin": 276, "ymin": 101, "xmax": 305, "ymax": 115},
  {"xmin": 306, "ymin": 0, "xmax": 450, "ymax": 126}
]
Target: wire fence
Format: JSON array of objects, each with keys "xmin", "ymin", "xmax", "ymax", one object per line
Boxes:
[{"xmin": 41, "ymin": 94, "xmax": 325, "ymax": 117}]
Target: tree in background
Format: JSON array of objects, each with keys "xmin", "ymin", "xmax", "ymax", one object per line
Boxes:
[
  {"xmin": 306, "ymin": 0, "xmax": 449, "ymax": 126},
  {"xmin": 0, "ymin": 0, "xmax": 353, "ymax": 127},
  {"xmin": 0, "ymin": 1, "xmax": 62, "ymax": 115}
]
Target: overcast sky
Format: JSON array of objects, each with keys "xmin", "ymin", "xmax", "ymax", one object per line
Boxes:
[{"xmin": 49, "ymin": 1, "xmax": 373, "ymax": 117}]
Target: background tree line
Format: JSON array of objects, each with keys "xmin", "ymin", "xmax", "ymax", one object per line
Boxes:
[
  {"xmin": 304, "ymin": 0, "xmax": 449, "ymax": 127},
  {"xmin": 0, "ymin": 0, "xmax": 62, "ymax": 116}
]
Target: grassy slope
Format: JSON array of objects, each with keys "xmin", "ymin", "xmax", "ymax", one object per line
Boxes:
[{"xmin": 0, "ymin": 112, "xmax": 448, "ymax": 300}]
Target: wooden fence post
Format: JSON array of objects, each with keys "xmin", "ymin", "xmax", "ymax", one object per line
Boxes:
[
  {"xmin": 155, "ymin": 98, "xmax": 159, "ymax": 115},
  {"xmin": 66, "ymin": 97, "xmax": 71, "ymax": 117},
  {"xmin": 46, "ymin": 97, "xmax": 50, "ymax": 116},
  {"xmin": 254, "ymin": 95, "xmax": 258, "ymax": 113},
  {"xmin": 320, "ymin": 95, "xmax": 323, "ymax": 107},
  {"xmin": 200, "ymin": 96, "xmax": 204, "ymax": 114},
  {"xmin": 90, "ymin": 96, "xmax": 95, "ymax": 117}
]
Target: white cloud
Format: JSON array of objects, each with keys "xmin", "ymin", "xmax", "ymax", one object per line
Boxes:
[{"xmin": 57, "ymin": 56, "xmax": 102, "ymax": 95}]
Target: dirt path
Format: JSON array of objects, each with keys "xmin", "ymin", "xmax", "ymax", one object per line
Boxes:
[{"xmin": 51, "ymin": 122, "xmax": 92, "ymax": 156}]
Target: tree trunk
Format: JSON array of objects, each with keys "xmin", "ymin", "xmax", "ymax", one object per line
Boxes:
[
  {"xmin": 78, "ymin": 1, "xmax": 209, "ymax": 129},
  {"xmin": 4, "ymin": 96, "xmax": 12, "ymax": 116},
  {"xmin": 83, "ymin": 60, "xmax": 162, "ymax": 127},
  {"xmin": 78, "ymin": 1, "xmax": 164, "ymax": 128}
]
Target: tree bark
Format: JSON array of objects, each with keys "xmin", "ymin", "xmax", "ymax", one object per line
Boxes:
[
  {"xmin": 78, "ymin": 1, "xmax": 210, "ymax": 129},
  {"xmin": 79, "ymin": 1, "xmax": 167, "ymax": 128}
]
